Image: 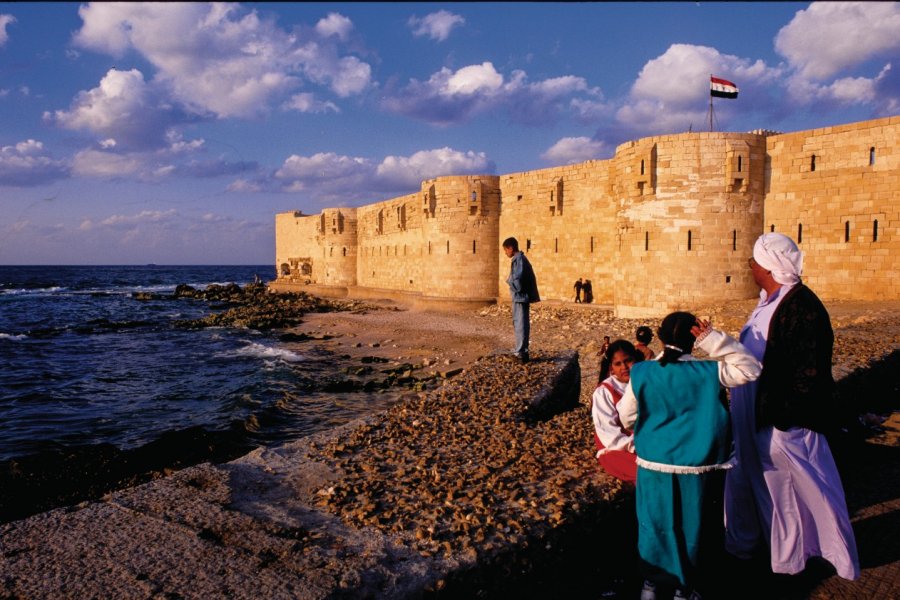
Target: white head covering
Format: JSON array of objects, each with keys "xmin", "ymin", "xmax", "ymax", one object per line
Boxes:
[{"xmin": 753, "ymin": 233, "xmax": 803, "ymax": 285}]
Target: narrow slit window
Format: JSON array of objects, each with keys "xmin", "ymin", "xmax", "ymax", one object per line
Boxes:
[
  {"xmin": 472, "ymin": 240, "xmax": 476, "ymax": 254},
  {"xmin": 737, "ymin": 156, "xmax": 743, "ymax": 172},
  {"xmin": 869, "ymin": 147, "xmax": 876, "ymax": 166},
  {"xmin": 798, "ymin": 223, "xmax": 803, "ymax": 244},
  {"xmin": 526, "ymin": 239, "xmax": 532, "ymax": 251},
  {"xmin": 645, "ymin": 231, "xmax": 649, "ymax": 251},
  {"xmin": 640, "ymin": 159, "xmax": 645, "ymax": 176},
  {"xmin": 874, "ymin": 219, "xmax": 879, "ymax": 242},
  {"xmin": 446, "ymin": 240, "xmax": 450, "ymax": 254},
  {"xmin": 811, "ymin": 154, "xmax": 816, "ymax": 172},
  {"xmin": 428, "ymin": 241, "xmax": 432, "ymax": 255},
  {"xmin": 555, "ymin": 238, "xmax": 558, "ymax": 253},
  {"xmin": 732, "ymin": 230, "xmax": 737, "ymax": 251},
  {"xmin": 770, "ymin": 224, "xmax": 775, "ymax": 232},
  {"xmin": 845, "ymin": 221, "xmax": 850, "ymax": 243},
  {"xmin": 342, "ymin": 247, "xmax": 346, "ymax": 256},
  {"xmin": 590, "ymin": 236, "xmax": 594, "ymax": 253},
  {"xmin": 687, "ymin": 230, "xmax": 692, "ymax": 251}
]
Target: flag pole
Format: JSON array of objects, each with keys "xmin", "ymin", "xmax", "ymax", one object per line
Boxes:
[{"xmin": 708, "ymin": 74, "xmax": 714, "ymax": 132}]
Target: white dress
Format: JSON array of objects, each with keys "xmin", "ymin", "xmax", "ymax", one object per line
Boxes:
[{"xmin": 725, "ymin": 285, "xmax": 860, "ymax": 580}]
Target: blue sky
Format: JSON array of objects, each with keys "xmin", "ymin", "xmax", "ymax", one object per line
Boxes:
[{"xmin": 1, "ymin": 2, "xmax": 897, "ymax": 265}]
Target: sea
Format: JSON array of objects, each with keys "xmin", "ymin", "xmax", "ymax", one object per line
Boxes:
[{"xmin": 0, "ymin": 265, "xmax": 399, "ymax": 464}]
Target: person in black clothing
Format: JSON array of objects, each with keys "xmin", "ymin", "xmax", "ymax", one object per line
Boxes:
[{"xmin": 582, "ymin": 279, "xmax": 593, "ymax": 303}]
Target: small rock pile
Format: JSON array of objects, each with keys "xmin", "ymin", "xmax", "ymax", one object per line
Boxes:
[{"xmin": 310, "ymin": 352, "xmax": 624, "ymax": 563}]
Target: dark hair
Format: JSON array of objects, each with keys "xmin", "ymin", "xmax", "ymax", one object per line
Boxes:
[
  {"xmin": 657, "ymin": 311, "xmax": 697, "ymax": 366},
  {"xmin": 598, "ymin": 339, "xmax": 643, "ymax": 382},
  {"xmin": 635, "ymin": 326, "xmax": 653, "ymax": 344},
  {"xmin": 502, "ymin": 237, "xmax": 519, "ymax": 251}
]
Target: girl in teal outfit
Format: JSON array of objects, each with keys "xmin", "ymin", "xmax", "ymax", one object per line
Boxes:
[{"xmin": 617, "ymin": 312, "xmax": 761, "ymax": 600}]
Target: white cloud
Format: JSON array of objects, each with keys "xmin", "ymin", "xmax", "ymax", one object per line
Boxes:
[
  {"xmin": 270, "ymin": 147, "xmax": 494, "ymax": 201},
  {"xmin": 376, "ymin": 148, "xmax": 494, "ymax": 188},
  {"xmin": 541, "ymin": 137, "xmax": 609, "ymax": 165},
  {"xmin": 283, "ymin": 92, "xmax": 340, "ymax": 114},
  {"xmin": 616, "ymin": 44, "xmax": 782, "ymax": 134},
  {"xmin": 71, "ymin": 149, "xmax": 146, "ymax": 179},
  {"xmin": 315, "ymin": 13, "xmax": 353, "ymax": 41},
  {"xmin": 48, "ymin": 68, "xmax": 188, "ymax": 150},
  {"xmin": 71, "ymin": 3, "xmax": 371, "ymax": 119},
  {"xmin": 787, "ymin": 63, "xmax": 893, "ymax": 106},
  {"xmin": 226, "ymin": 178, "xmax": 264, "ymax": 193},
  {"xmin": 408, "ymin": 10, "xmax": 465, "ymax": 42},
  {"xmin": 98, "ymin": 209, "xmax": 178, "ymax": 229},
  {"xmin": 0, "ymin": 14, "xmax": 15, "ymax": 46},
  {"xmin": 446, "ymin": 63, "xmax": 505, "ymax": 95},
  {"xmin": 0, "ymin": 139, "xmax": 68, "ymax": 186},
  {"xmin": 382, "ymin": 62, "xmax": 600, "ymax": 126},
  {"xmin": 775, "ymin": 2, "xmax": 900, "ymax": 81}
]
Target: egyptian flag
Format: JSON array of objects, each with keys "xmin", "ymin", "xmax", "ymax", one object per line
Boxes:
[{"xmin": 710, "ymin": 76, "xmax": 738, "ymax": 99}]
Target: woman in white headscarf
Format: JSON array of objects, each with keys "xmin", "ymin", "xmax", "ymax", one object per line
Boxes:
[{"xmin": 725, "ymin": 233, "xmax": 859, "ymax": 581}]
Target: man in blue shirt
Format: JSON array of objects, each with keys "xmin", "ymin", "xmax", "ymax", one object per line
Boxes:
[{"xmin": 502, "ymin": 237, "xmax": 540, "ymax": 364}]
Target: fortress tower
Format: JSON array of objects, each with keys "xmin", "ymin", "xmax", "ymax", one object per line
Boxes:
[
  {"xmin": 273, "ymin": 115, "xmax": 899, "ymax": 313},
  {"xmin": 612, "ymin": 132, "xmax": 766, "ymax": 317}
]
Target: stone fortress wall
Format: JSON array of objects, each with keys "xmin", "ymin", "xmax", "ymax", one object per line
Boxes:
[{"xmin": 274, "ymin": 115, "xmax": 899, "ymax": 315}]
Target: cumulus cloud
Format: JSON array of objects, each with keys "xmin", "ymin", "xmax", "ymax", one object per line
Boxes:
[
  {"xmin": 0, "ymin": 139, "xmax": 68, "ymax": 186},
  {"xmin": 541, "ymin": 137, "xmax": 609, "ymax": 165},
  {"xmin": 269, "ymin": 146, "xmax": 494, "ymax": 201},
  {"xmin": 785, "ymin": 63, "xmax": 893, "ymax": 106},
  {"xmin": 71, "ymin": 149, "xmax": 146, "ymax": 179},
  {"xmin": 0, "ymin": 14, "xmax": 15, "ymax": 46},
  {"xmin": 408, "ymin": 10, "xmax": 465, "ymax": 42},
  {"xmin": 382, "ymin": 62, "xmax": 599, "ymax": 126},
  {"xmin": 376, "ymin": 148, "xmax": 494, "ymax": 188},
  {"xmin": 283, "ymin": 92, "xmax": 340, "ymax": 114},
  {"xmin": 315, "ymin": 12, "xmax": 353, "ymax": 41},
  {"xmin": 775, "ymin": 2, "xmax": 900, "ymax": 81},
  {"xmin": 69, "ymin": 140, "xmax": 256, "ymax": 181},
  {"xmin": 48, "ymin": 68, "xmax": 192, "ymax": 150},
  {"xmin": 71, "ymin": 3, "xmax": 370, "ymax": 119},
  {"xmin": 613, "ymin": 44, "xmax": 782, "ymax": 135}
]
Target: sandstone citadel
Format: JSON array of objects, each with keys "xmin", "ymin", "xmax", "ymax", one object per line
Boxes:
[{"xmin": 273, "ymin": 115, "xmax": 898, "ymax": 317}]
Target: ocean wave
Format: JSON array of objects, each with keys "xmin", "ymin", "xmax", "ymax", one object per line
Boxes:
[
  {"xmin": 0, "ymin": 286, "xmax": 66, "ymax": 296},
  {"xmin": 0, "ymin": 332, "xmax": 27, "ymax": 340},
  {"xmin": 231, "ymin": 342, "xmax": 305, "ymax": 363}
]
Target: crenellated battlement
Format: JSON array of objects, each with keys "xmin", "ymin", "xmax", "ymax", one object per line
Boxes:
[{"xmin": 276, "ymin": 116, "xmax": 899, "ymax": 314}]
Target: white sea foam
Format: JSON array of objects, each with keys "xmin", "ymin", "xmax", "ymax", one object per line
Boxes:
[
  {"xmin": 232, "ymin": 342, "xmax": 305, "ymax": 363},
  {"xmin": 0, "ymin": 286, "xmax": 66, "ymax": 295},
  {"xmin": 0, "ymin": 332, "xmax": 27, "ymax": 340}
]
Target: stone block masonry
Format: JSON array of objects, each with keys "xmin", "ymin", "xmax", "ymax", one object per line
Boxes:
[{"xmin": 276, "ymin": 116, "xmax": 899, "ymax": 315}]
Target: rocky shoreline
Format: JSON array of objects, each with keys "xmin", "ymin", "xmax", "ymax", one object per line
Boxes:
[{"xmin": 2, "ymin": 286, "xmax": 897, "ymax": 598}]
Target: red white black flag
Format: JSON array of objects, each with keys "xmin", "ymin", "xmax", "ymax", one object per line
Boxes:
[{"xmin": 710, "ymin": 76, "xmax": 738, "ymax": 99}]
